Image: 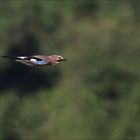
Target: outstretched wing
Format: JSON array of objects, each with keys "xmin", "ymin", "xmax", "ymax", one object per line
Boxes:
[
  {"xmin": 1, "ymin": 55, "xmax": 51, "ymax": 66},
  {"xmin": 26, "ymin": 56, "xmax": 50, "ymax": 65}
]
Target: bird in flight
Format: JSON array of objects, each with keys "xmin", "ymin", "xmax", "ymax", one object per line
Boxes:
[{"xmin": 1, "ymin": 55, "xmax": 67, "ymax": 67}]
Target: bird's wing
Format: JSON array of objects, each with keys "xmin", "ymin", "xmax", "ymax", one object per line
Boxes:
[
  {"xmin": 27, "ymin": 55, "xmax": 51, "ymax": 65},
  {"xmin": 1, "ymin": 55, "xmax": 51, "ymax": 66}
]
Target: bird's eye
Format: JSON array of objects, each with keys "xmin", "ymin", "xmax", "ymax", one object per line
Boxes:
[{"xmin": 58, "ymin": 57, "xmax": 62, "ymax": 60}]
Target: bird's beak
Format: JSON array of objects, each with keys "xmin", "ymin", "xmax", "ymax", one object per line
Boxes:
[
  {"xmin": 57, "ymin": 58, "xmax": 67, "ymax": 62},
  {"xmin": 62, "ymin": 58, "xmax": 67, "ymax": 61}
]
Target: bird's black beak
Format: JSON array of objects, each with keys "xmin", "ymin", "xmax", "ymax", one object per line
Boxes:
[
  {"xmin": 57, "ymin": 58, "xmax": 67, "ymax": 62},
  {"xmin": 62, "ymin": 58, "xmax": 67, "ymax": 61}
]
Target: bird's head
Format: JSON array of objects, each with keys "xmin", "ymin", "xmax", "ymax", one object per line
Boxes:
[{"xmin": 49, "ymin": 55, "xmax": 67, "ymax": 64}]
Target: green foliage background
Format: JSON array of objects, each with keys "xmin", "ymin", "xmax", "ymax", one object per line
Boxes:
[{"xmin": 0, "ymin": 0, "xmax": 140, "ymax": 140}]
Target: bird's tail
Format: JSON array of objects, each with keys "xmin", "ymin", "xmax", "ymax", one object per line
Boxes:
[{"xmin": 1, "ymin": 55, "xmax": 17, "ymax": 59}]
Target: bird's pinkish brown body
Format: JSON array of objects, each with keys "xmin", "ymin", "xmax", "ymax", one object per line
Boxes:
[{"xmin": 1, "ymin": 55, "xmax": 67, "ymax": 67}]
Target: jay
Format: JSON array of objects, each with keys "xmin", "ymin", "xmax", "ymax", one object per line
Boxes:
[{"xmin": 1, "ymin": 55, "xmax": 67, "ymax": 67}]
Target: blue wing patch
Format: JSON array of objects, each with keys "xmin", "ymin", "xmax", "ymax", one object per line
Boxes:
[{"xmin": 35, "ymin": 60, "xmax": 48, "ymax": 65}]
